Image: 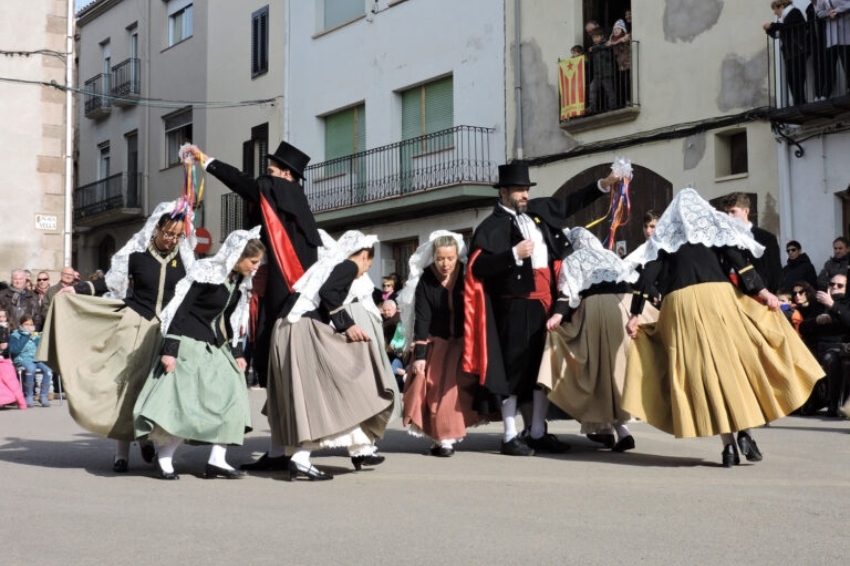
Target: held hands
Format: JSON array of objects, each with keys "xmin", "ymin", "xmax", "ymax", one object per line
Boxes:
[
  {"xmin": 160, "ymin": 355, "xmax": 177, "ymax": 373},
  {"xmin": 546, "ymin": 313, "xmax": 563, "ymax": 331},
  {"xmin": 816, "ymin": 290, "xmax": 834, "ymax": 308},
  {"xmin": 626, "ymin": 315, "xmax": 640, "ymax": 339},
  {"xmin": 514, "ymin": 239, "xmax": 534, "ymax": 260},
  {"xmin": 758, "ymin": 289, "xmax": 780, "ymax": 311},
  {"xmin": 345, "ymin": 324, "xmax": 371, "ymax": 343},
  {"xmin": 412, "ymin": 359, "xmax": 426, "ymax": 376},
  {"xmin": 235, "ymin": 357, "xmax": 247, "ymax": 372}
]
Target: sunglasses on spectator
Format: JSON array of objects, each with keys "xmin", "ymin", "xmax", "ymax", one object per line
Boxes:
[
  {"xmin": 37, "ymin": 277, "xmax": 49, "ymax": 281},
  {"xmin": 786, "ymin": 248, "xmax": 798, "ymax": 253},
  {"xmin": 793, "ymin": 290, "xmax": 805, "ymax": 295},
  {"xmin": 828, "ymin": 282, "xmax": 845, "ymax": 288}
]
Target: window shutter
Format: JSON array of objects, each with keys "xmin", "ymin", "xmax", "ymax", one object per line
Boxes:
[
  {"xmin": 325, "ymin": 108, "xmax": 354, "ymax": 160},
  {"xmin": 259, "ymin": 9, "xmax": 268, "ymax": 73},
  {"xmin": 401, "ymin": 87, "xmax": 423, "ymax": 141},
  {"xmin": 423, "ymin": 76, "xmax": 453, "ymax": 134},
  {"xmin": 251, "ymin": 14, "xmax": 260, "ymax": 75}
]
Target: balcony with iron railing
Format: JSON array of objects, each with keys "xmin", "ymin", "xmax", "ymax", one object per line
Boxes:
[
  {"xmin": 74, "ymin": 172, "xmax": 143, "ymax": 226},
  {"xmin": 302, "ymin": 125, "xmax": 497, "ymax": 229},
  {"xmin": 84, "ymin": 73, "xmax": 111, "ymax": 118},
  {"xmin": 110, "ymin": 58, "xmax": 141, "ymax": 105},
  {"xmin": 768, "ymin": 11, "xmax": 850, "ymax": 125},
  {"xmin": 558, "ymin": 40, "xmax": 640, "ymax": 134}
]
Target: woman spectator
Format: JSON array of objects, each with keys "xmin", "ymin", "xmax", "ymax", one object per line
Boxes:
[
  {"xmin": 624, "ymin": 188, "xmax": 822, "ymax": 467},
  {"xmin": 539, "ymin": 228, "xmax": 655, "ymax": 452},
  {"xmin": 765, "ymin": 0, "xmax": 809, "ymax": 106},
  {"xmin": 134, "ymin": 229, "xmax": 263, "ymax": 480},
  {"xmin": 38, "ymin": 202, "xmax": 196, "ymax": 472},
  {"xmin": 398, "ymin": 231, "xmax": 481, "ymax": 457},
  {"xmin": 265, "ymin": 231, "xmax": 398, "ymax": 481},
  {"xmin": 817, "ymin": 0, "xmax": 850, "ymax": 95},
  {"xmin": 792, "ymin": 281, "xmax": 828, "ymax": 414},
  {"xmin": 10, "ymin": 314, "xmax": 53, "ymax": 408}
]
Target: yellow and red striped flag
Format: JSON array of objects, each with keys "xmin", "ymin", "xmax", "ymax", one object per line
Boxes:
[{"xmin": 559, "ymin": 55, "xmax": 586, "ymax": 120}]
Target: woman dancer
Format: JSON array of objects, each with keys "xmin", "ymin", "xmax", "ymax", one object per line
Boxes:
[
  {"xmin": 398, "ymin": 231, "xmax": 482, "ymax": 457},
  {"xmin": 538, "ymin": 228, "xmax": 655, "ymax": 452},
  {"xmin": 266, "ymin": 231, "xmax": 398, "ymax": 481},
  {"xmin": 38, "ymin": 202, "xmax": 195, "ymax": 472},
  {"xmin": 134, "ymin": 228, "xmax": 263, "ymax": 480},
  {"xmin": 624, "ymin": 188, "xmax": 822, "ymax": 467}
]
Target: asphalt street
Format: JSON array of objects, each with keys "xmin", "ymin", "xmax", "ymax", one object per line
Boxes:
[{"xmin": 1, "ymin": 390, "xmax": 848, "ymax": 565}]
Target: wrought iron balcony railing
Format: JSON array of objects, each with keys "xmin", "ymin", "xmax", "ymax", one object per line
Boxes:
[
  {"xmin": 303, "ymin": 125, "xmax": 497, "ymax": 213},
  {"xmin": 110, "ymin": 57, "xmax": 141, "ymax": 100},
  {"xmin": 84, "ymin": 73, "xmax": 111, "ymax": 117},
  {"xmin": 74, "ymin": 172, "xmax": 142, "ymax": 221}
]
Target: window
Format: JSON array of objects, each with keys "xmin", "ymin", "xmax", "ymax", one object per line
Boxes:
[
  {"xmin": 323, "ymin": 0, "xmax": 364, "ymax": 31},
  {"xmin": 325, "ymin": 104, "xmax": 365, "ymax": 166},
  {"xmin": 401, "ymin": 75, "xmax": 453, "ymax": 142},
  {"xmin": 715, "ymin": 128, "xmax": 748, "ymax": 178},
  {"xmin": 252, "ymin": 6, "xmax": 269, "ymax": 77},
  {"xmin": 164, "ymin": 108, "xmax": 193, "ymax": 167},
  {"xmin": 98, "ymin": 142, "xmax": 111, "ymax": 179},
  {"xmin": 167, "ymin": 0, "xmax": 193, "ymax": 46},
  {"xmin": 242, "ymin": 123, "xmax": 269, "ymax": 177}
]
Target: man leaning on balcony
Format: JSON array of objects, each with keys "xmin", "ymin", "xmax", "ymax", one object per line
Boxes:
[{"xmin": 184, "ymin": 142, "xmax": 323, "ymax": 469}]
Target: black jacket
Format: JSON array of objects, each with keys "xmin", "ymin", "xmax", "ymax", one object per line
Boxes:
[{"xmin": 782, "ymin": 252, "xmax": 817, "ymax": 291}]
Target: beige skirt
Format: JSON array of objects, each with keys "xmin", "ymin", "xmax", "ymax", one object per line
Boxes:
[
  {"xmin": 265, "ymin": 303, "xmax": 398, "ymax": 447},
  {"xmin": 622, "ymin": 282, "xmax": 822, "ymax": 438},
  {"xmin": 538, "ymin": 293, "xmax": 657, "ymax": 433},
  {"xmin": 37, "ymin": 294, "xmax": 161, "ymax": 440}
]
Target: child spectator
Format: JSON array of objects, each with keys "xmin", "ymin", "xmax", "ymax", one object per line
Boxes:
[
  {"xmin": 570, "ymin": 45, "xmax": 585, "ymax": 57},
  {"xmin": 588, "ymin": 28, "xmax": 616, "ymax": 114},
  {"xmin": 0, "ymin": 310, "xmax": 26, "ymax": 409},
  {"xmin": 607, "ymin": 19, "xmax": 632, "ymax": 107},
  {"xmin": 9, "ymin": 314, "xmax": 53, "ymax": 407}
]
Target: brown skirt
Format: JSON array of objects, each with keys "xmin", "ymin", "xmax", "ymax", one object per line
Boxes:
[
  {"xmin": 37, "ymin": 294, "xmax": 161, "ymax": 440},
  {"xmin": 265, "ymin": 303, "xmax": 397, "ymax": 447},
  {"xmin": 538, "ymin": 293, "xmax": 657, "ymax": 433},
  {"xmin": 622, "ymin": 282, "xmax": 822, "ymax": 438},
  {"xmin": 402, "ymin": 336, "xmax": 482, "ymax": 441}
]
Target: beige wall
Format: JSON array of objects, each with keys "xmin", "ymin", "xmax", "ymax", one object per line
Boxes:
[{"xmin": 0, "ymin": 0, "xmax": 69, "ymax": 282}]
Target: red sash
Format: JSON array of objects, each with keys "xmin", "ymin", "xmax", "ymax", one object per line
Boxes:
[
  {"xmin": 462, "ymin": 250, "xmax": 489, "ymax": 385},
  {"xmin": 259, "ymin": 193, "xmax": 305, "ymax": 289}
]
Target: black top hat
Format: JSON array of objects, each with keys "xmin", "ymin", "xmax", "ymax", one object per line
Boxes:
[
  {"xmin": 266, "ymin": 141, "xmax": 311, "ymax": 179},
  {"xmin": 492, "ymin": 161, "xmax": 537, "ymax": 189}
]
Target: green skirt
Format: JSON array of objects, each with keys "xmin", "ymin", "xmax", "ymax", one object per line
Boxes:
[{"xmin": 133, "ymin": 337, "xmax": 252, "ymax": 445}]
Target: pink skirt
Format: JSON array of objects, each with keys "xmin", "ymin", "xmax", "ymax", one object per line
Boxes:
[{"xmin": 0, "ymin": 359, "xmax": 26, "ymax": 409}]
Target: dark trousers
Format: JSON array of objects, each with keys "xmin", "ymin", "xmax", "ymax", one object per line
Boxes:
[
  {"xmin": 819, "ymin": 346, "xmax": 850, "ymax": 413},
  {"xmin": 495, "ymin": 297, "xmax": 547, "ymax": 403},
  {"xmin": 784, "ymin": 53, "xmax": 808, "ymax": 105}
]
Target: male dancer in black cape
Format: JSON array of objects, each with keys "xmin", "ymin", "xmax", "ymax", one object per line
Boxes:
[
  {"xmin": 464, "ymin": 161, "xmax": 619, "ymax": 455},
  {"xmin": 186, "ymin": 141, "xmax": 322, "ymax": 470}
]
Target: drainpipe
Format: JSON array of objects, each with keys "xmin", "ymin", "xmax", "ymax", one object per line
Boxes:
[
  {"xmin": 63, "ymin": 0, "xmax": 74, "ymax": 266},
  {"xmin": 514, "ymin": 0, "xmax": 523, "ymax": 160},
  {"xmin": 143, "ymin": 0, "xmax": 152, "ymax": 213},
  {"xmin": 283, "ymin": 0, "xmax": 291, "ymax": 142}
]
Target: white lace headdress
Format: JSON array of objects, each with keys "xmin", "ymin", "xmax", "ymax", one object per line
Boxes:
[
  {"xmin": 287, "ymin": 230, "xmax": 380, "ymax": 323},
  {"xmin": 397, "ymin": 230, "xmax": 467, "ymax": 350},
  {"xmin": 104, "ymin": 201, "xmax": 197, "ymax": 299},
  {"xmin": 558, "ymin": 227, "xmax": 638, "ymax": 308},
  {"xmin": 159, "ymin": 225, "xmax": 262, "ymax": 346},
  {"xmin": 629, "ymin": 187, "xmax": 765, "ymax": 267}
]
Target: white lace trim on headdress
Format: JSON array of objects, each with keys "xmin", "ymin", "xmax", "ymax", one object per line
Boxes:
[
  {"xmin": 104, "ymin": 201, "xmax": 197, "ymax": 299},
  {"xmin": 398, "ymin": 230, "xmax": 467, "ymax": 350},
  {"xmin": 287, "ymin": 230, "xmax": 380, "ymax": 324},
  {"xmin": 558, "ymin": 227, "xmax": 638, "ymax": 308},
  {"xmin": 628, "ymin": 188, "xmax": 765, "ymax": 267},
  {"xmin": 159, "ymin": 225, "xmax": 262, "ymax": 346}
]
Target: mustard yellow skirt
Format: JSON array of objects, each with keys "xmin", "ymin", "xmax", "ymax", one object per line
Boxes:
[{"xmin": 622, "ymin": 282, "xmax": 821, "ymax": 438}]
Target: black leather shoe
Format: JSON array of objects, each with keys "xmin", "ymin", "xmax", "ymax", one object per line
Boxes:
[
  {"xmin": 429, "ymin": 444, "xmax": 455, "ymax": 457},
  {"xmin": 736, "ymin": 432, "xmax": 763, "ymax": 462},
  {"xmin": 526, "ymin": 433, "xmax": 571, "ymax": 454},
  {"xmin": 587, "ymin": 433, "xmax": 616, "ymax": 448},
  {"xmin": 240, "ymin": 452, "xmax": 290, "ymax": 471},
  {"xmin": 287, "ymin": 460, "xmax": 332, "ymax": 481},
  {"xmin": 112, "ymin": 458, "xmax": 128, "ymax": 473},
  {"xmin": 351, "ymin": 454, "xmax": 386, "ymax": 470},
  {"xmin": 721, "ymin": 444, "xmax": 740, "ymax": 468},
  {"xmin": 612, "ymin": 435, "xmax": 635, "ymax": 453},
  {"xmin": 500, "ymin": 436, "xmax": 535, "ymax": 456},
  {"xmin": 204, "ymin": 463, "xmax": 247, "ymax": 479},
  {"xmin": 155, "ymin": 461, "xmax": 179, "ymax": 480},
  {"xmin": 140, "ymin": 443, "xmax": 156, "ymax": 464}
]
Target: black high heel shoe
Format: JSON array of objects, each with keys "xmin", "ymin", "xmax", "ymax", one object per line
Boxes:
[
  {"xmin": 287, "ymin": 460, "xmax": 332, "ymax": 481},
  {"xmin": 204, "ymin": 463, "xmax": 247, "ymax": 479},
  {"xmin": 351, "ymin": 454, "xmax": 386, "ymax": 471},
  {"xmin": 721, "ymin": 443, "xmax": 740, "ymax": 468},
  {"xmin": 736, "ymin": 432, "xmax": 763, "ymax": 462}
]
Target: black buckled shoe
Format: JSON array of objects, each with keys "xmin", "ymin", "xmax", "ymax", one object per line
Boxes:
[
  {"xmin": 736, "ymin": 432, "xmax": 763, "ymax": 462},
  {"xmin": 287, "ymin": 460, "xmax": 332, "ymax": 481},
  {"xmin": 721, "ymin": 443, "xmax": 741, "ymax": 468},
  {"xmin": 240, "ymin": 452, "xmax": 290, "ymax": 471},
  {"xmin": 612, "ymin": 435, "xmax": 635, "ymax": 453},
  {"xmin": 587, "ymin": 433, "xmax": 616, "ymax": 448},
  {"xmin": 429, "ymin": 444, "xmax": 455, "ymax": 457},
  {"xmin": 155, "ymin": 461, "xmax": 179, "ymax": 480},
  {"xmin": 525, "ymin": 433, "xmax": 571, "ymax": 454},
  {"xmin": 204, "ymin": 463, "xmax": 247, "ymax": 479},
  {"xmin": 499, "ymin": 436, "xmax": 535, "ymax": 456},
  {"xmin": 112, "ymin": 458, "xmax": 128, "ymax": 473},
  {"xmin": 351, "ymin": 454, "xmax": 386, "ymax": 470}
]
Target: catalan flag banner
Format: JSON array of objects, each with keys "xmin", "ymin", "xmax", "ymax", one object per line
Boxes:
[{"xmin": 559, "ymin": 55, "xmax": 586, "ymax": 120}]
